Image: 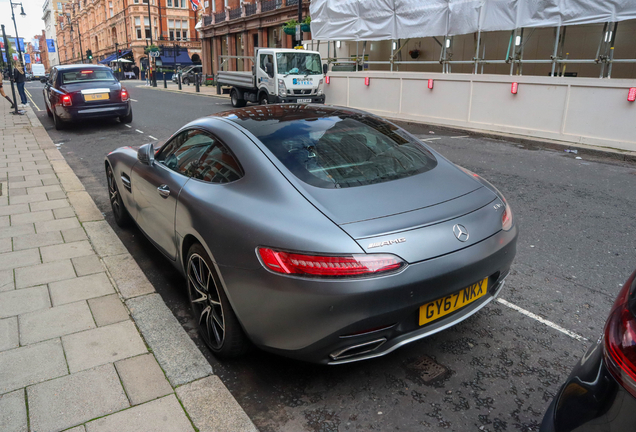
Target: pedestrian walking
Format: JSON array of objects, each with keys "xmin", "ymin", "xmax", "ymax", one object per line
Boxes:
[
  {"xmin": 13, "ymin": 64, "xmax": 28, "ymax": 107},
  {"xmin": 0, "ymin": 78, "xmax": 16, "ymax": 109},
  {"xmin": 132, "ymin": 64, "xmax": 140, "ymax": 79}
]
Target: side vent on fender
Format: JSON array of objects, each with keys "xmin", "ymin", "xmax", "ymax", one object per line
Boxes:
[{"xmin": 121, "ymin": 174, "xmax": 132, "ymax": 193}]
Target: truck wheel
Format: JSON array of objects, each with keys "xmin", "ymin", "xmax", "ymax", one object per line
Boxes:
[
  {"xmin": 231, "ymin": 89, "xmax": 247, "ymax": 108},
  {"xmin": 259, "ymin": 93, "xmax": 269, "ymax": 105}
]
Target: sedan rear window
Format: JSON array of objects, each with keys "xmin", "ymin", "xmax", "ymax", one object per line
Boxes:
[
  {"xmin": 62, "ymin": 69, "xmax": 115, "ymax": 84},
  {"xmin": 239, "ymin": 112, "xmax": 437, "ymax": 189}
]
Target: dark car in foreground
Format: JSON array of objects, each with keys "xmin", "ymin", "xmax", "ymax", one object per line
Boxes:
[
  {"xmin": 105, "ymin": 104, "xmax": 518, "ymax": 364},
  {"xmin": 541, "ymin": 268, "xmax": 636, "ymax": 431},
  {"xmin": 42, "ymin": 64, "xmax": 132, "ymax": 130}
]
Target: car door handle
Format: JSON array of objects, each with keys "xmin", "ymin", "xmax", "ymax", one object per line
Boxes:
[{"xmin": 157, "ymin": 185, "xmax": 170, "ymax": 198}]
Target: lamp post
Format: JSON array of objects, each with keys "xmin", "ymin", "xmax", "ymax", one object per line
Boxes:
[
  {"xmin": 146, "ymin": 0, "xmax": 157, "ymax": 87},
  {"xmin": 68, "ymin": 3, "xmax": 84, "ymax": 63},
  {"xmin": 9, "ymin": 1, "xmax": 26, "ymax": 71}
]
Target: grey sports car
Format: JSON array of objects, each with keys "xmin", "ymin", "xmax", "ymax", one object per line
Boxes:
[{"xmin": 105, "ymin": 104, "xmax": 518, "ymax": 364}]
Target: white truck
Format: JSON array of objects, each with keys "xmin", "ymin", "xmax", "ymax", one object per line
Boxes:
[
  {"xmin": 217, "ymin": 48, "xmax": 326, "ymax": 107},
  {"xmin": 31, "ymin": 64, "xmax": 46, "ymax": 79}
]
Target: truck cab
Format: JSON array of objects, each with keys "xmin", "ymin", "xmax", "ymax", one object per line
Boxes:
[{"xmin": 217, "ymin": 48, "xmax": 326, "ymax": 107}]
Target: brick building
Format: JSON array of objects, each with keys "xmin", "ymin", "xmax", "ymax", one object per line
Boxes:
[
  {"xmin": 197, "ymin": 0, "xmax": 311, "ymax": 75},
  {"xmin": 55, "ymin": 0, "xmax": 202, "ymax": 70},
  {"xmin": 33, "ymin": 32, "xmax": 51, "ymax": 72}
]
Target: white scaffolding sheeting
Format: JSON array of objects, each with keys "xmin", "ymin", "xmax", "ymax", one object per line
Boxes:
[{"xmin": 309, "ymin": 0, "xmax": 636, "ymax": 41}]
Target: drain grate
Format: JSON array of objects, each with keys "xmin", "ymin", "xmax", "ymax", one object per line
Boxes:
[{"xmin": 405, "ymin": 355, "xmax": 448, "ymax": 383}]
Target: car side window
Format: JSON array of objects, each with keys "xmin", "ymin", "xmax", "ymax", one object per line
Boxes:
[{"xmin": 156, "ymin": 130, "xmax": 243, "ymax": 183}]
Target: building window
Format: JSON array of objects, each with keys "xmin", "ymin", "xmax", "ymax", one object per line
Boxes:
[
  {"xmin": 57, "ymin": 2, "xmax": 62, "ymax": 10},
  {"xmin": 181, "ymin": 0, "xmax": 186, "ymax": 8},
  {"xmin": 168, "ymin": 19, "xmax": 174, "ymax": 40},
  {"xmin": 167, "ymin": 0, "xmax": 172, "ymax": 6},
  {"xmin": 135, "ymin": 17, "xmax": 142, "ymax": 39},
  {"xmin": 144, "ymin": 17, "xmax": 151, "ymax": 39},
  {"xmin": 109, "ymin": 1, "xmax": 113, "ymax": 17}
]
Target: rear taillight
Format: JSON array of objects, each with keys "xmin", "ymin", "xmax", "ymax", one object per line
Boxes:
[
  {"xmin": 61, "ymin": 95, "xmax": 72, "ymax": 106},
  {"xmin": 257, "ymin": 247, "xmax": 405, "ymax": 278},
  {"xmin": 502, "ymin": 199, "xmax": 513, "ymax": 231},
  {"xmin": 604, "ymin": 271, "xmax": 636, "ymax": 398},
  {"xmin": 121, "ymin": 89, "xmax": 129, "ymax": 102}
]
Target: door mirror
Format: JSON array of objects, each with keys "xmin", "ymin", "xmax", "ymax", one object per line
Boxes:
[
  {"xmin": 40, "ymin": 78, "xmax": 47, "ymax": 84},
  {"xmin": 322, "ymin": 63, "xmax": 328, "ymax": 75},
  {"xmin": 137, "ymin": 143, "xmax": 155, "ymax": 165},
  {"xmin": 265, "ymin": 62, "xmax": 274, "ymax": 78}
]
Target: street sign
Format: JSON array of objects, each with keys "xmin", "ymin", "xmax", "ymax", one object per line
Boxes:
[{"xmin": 149, "ymin": 51, "xmax": 160, "ymax": 57}]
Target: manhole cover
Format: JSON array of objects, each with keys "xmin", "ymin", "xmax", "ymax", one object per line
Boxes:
[{"xmin": 405, "ymin": 355, "xmax": 448, "ymax": 383}]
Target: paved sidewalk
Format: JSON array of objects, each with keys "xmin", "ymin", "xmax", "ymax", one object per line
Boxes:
[{"xmin": 0, "ymin": 90, "xmax": 257, "ymax": 431}]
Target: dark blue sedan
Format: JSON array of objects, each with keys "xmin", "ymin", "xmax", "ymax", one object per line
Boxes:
[{"xmin": 42, "ymin": 64, "xmax": 132, "ymax": 130}]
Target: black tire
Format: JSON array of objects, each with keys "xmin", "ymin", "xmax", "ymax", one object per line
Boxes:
[
  {"xmin": 230, "ymin": 89, "xmax": 247, "ymax": 108},
  {"xmin": 186, "ymin": 243, "xmax": 248, "ymax": 358},
  {"xmin": 120, "ymin": 109, "xmax": 133, "ymax": 124},
  {"xmin": 45, "ymin": 102, "xmax": 52, "ymax": 118},
  {"xmin": 106, "ymin": 165, "xmax": 131, "ymax": 227},
  {"xmin": 183, "ymin": 77, "xmax": 190, "ymax": 85},
  {"xmin": 53, "ymin": 109, "xmax": 64, "ymax": 130},
  {"xmin": 259, "ymin": 93, "xmax": 269, "ymax": 105}
]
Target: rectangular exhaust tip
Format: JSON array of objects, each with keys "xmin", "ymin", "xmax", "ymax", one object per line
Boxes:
[{"xmin": 330, "ymin": 338, "xmax": 387, "ymax": 361}]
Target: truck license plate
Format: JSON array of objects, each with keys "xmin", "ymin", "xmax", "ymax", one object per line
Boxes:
[{"xmin": 297, "ymin": 98, "xmax": 312, "ymax": 103}]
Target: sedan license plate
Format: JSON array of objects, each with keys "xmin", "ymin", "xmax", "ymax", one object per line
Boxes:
[
  {"xmin": 419, "ymin": 278, "xmax": 488, "ymax": 326},
  {"xmin": 297, "ymin": 98, "xmax": 312, "ymax": 103},
  {"xmin": 84, "ymin": 93, "xmax": 109, "ymax": 102}
]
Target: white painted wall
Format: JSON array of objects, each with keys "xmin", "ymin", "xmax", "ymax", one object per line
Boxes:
[{"xmin": 324, "ymin": 72, "xmax": 636, "ymax": 152}]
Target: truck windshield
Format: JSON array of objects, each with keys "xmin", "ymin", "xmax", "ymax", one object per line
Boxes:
[{"xmin": 276, "ymin": 53, "xmax": 322, "ymax": 75}]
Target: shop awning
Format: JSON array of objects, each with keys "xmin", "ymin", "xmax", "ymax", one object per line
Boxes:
[
  {"xmin": 310, "ymin": 0, "xmax": 636, "ymax": 41},
  {"xmin": 99, "ymin": 49, "xmax": 132, "ymax": 64},
  {"xmin": 157, "ymin": 51, "xmax": 192, "ymax": 66}
]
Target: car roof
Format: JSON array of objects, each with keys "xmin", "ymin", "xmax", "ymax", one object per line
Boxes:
[
  {"xmin": 212, "ymin": 104, "xmax": 369, "ymax": 128},
  {"xmin": 53, "ymin": 64, "xmax": 111, "ymax": 71}
]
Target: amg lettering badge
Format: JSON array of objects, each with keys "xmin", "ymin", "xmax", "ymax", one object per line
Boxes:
[{"xmin": 368, "ymin": 237, "xmax": 406, "ymax": 249}]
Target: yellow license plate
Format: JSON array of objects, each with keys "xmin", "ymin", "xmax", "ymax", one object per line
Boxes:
[
  {"xmin": 84, "ymin": 93, "xmax": 109, "ymax": 101},
  {"xmin": 419, "ymin": 278, "xmax": 488, "ymax": 326}
]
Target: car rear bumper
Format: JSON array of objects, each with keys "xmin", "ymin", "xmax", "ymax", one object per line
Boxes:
[
  {"xmin": 56, "ymin": 102, "xmax": 131, "ymax": 121},
  {"xmin": 223, "ymin": 224, "xmax": 518, "ymax": 364}
]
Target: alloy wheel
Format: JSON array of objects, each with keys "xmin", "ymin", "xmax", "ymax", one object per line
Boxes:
[
  {"xmin": 187, "ymin": 253, "xmax": 225, "ymax": 350},
  {"xmin": 107, "ymin": 167, "xmax": 121, "ymax": 218}
]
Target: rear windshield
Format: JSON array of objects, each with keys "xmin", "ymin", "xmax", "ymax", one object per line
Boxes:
[
  {"xmin": 62, "ymin": 69, "xmax": 115, "ymax": 84},
  {"xmin": 242, "ymin": 113, "xmax": 437, "ymax": 188}
]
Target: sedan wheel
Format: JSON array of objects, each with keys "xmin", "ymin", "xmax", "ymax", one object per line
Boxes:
[
  {"xmin": 53, "ymin": 110, "xmax": 64, "ymax": 131},
  {"xmin": 186, "ymin": 244, "xmax": 248, "ymax": 358},
  {"xmin": 106, "ymin": 165, "xmax": 131, "ymax": 227}
]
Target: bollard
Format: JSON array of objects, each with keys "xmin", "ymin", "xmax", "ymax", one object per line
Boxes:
[
  {"xmin": 163, "ymin": 74, "xmax": 167, "ymax": 89},
  {"xmin": 195, "ymin": 73, "xmax": 200, "ymax": 93},
  {"xmin": 178, "ymin": 74, "xmax": 182, "ymax": 90},
  {"xmin": 216, "ymin": 83, "xmax": 221, "ymax": 95}
]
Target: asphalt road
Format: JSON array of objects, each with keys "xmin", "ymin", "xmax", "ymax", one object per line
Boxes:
[{"xmin": 27, "ymin": 79, "xmax": 636, "ymax": 431}]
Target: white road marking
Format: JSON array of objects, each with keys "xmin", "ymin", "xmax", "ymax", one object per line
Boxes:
[
  {"xmin": 451, "ymin": 135, "xmax": 470, "ymax": 139},
  {"xmin": 24, "ymin": 89, "xmax": 41, "ymax": 111},
  {"xmin": 148, "ymin": 135, "xmax": 158, "ymax": 140},
  {"xmin": 124, "ymin": 124, "xmax": 132, "ymax": 128},
  {"xmin": 130, "ymin": 98, "xmax": 138, "ymax": 102},
  {"xmin": 420, "ymin": 137, "xmax": 442, "ymax": 142},
  {"xmin": 496, "ymin": 298, "xmax": 588, "ymax": 342},
  {"xmin": 135, "ymin": 129, "xmax": 144, "ymax": 134}
]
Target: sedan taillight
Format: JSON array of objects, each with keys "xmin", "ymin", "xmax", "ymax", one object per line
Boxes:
[
  {"xmin": 604, "ymin": 271, "xmax": 636, "ymax": 398},
  {"xmin": 121, "ymin": 89, "xmax": 129, "ymax": 102},
  {"xmin": 257, "ymin": 247, "xmax": 405, "ymax": 278},
  {"xmin": 61, "ymin": 95, "xmax": 72, "ymax": 106}
]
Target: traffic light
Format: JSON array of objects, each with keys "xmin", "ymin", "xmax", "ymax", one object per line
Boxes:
[
  {"xmin": 118, "ymin": 49, "xmax": 122, "ymax": 56},
  {"xmin": 86, "ymin": 49, "xmax": 93, "ymax": 61}
]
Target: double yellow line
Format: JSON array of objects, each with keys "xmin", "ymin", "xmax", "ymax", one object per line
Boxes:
[{"xmin": 24, "ymin": 87, "xmax": 41, "ymax": 111}]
